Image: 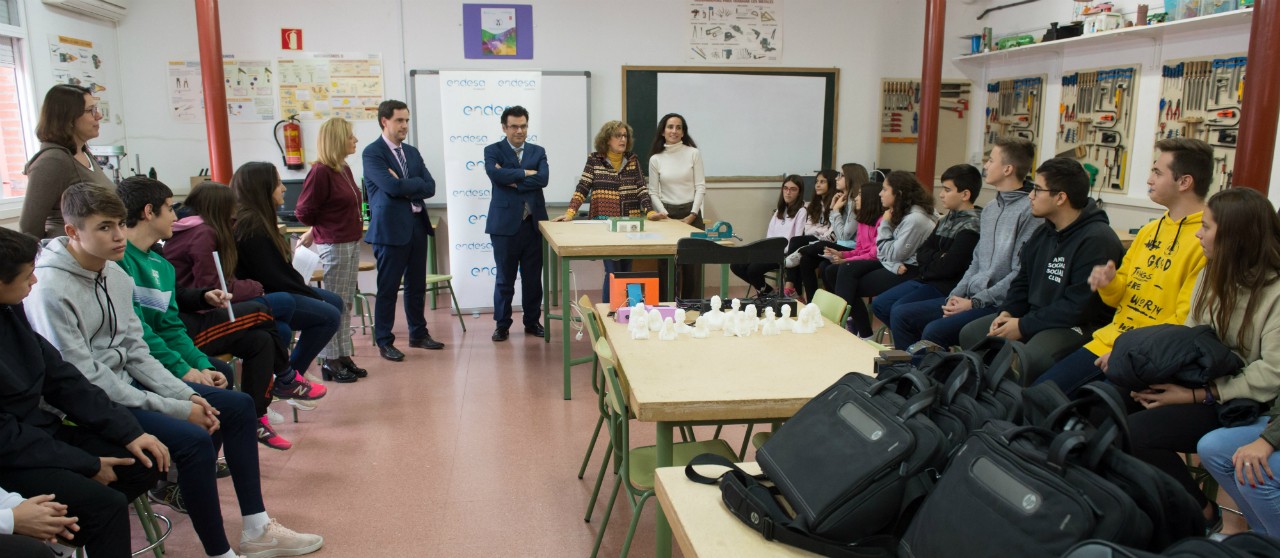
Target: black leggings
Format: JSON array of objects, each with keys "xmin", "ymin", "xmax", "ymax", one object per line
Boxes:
[
  {"xmin": 1128, "ymin": 402, "xmax": 1221, "ymax": 509},
  {"xmin": 825, "ymin": 259, "xmax": 917, "ymax": 336},
  {"xmin": 730, "ymin": 262, "xmax": 779, "ymax": 292},
  {"xmin": 784, "ymin": 237, "xmax": 844, "ymax": 301}
]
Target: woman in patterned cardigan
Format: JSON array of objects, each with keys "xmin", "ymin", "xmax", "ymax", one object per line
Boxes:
[{"xmin": 553, "ymin": 120, "xmax": 666, "ymax": 302}]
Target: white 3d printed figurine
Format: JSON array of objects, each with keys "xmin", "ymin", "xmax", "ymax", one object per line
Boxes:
[
  {"xmin": 692, "ymin": 315, "xmax": 710, "ymax": 338},
  {"xmin": 793, "ymin": 305, "xmax": 818, "ymax": 334},
  {"xmin": 659, "ymin": 317, "xmax": 679, "ymax": 341},
  {"xmin": 630, "ymin": 320, "xmax": 651, "ymax": 340},
  {"xmin": 647, "ymin": 308, "xmax": 664, "ymax": 332},
  {"xmin": 627, "ymin": 302, "xmax": 647, "ymax": 336},
  {"xmin": 776, "ymin": 304, "xmax": 795, "ymax": 332},
  {"xmin": 705, "ymin": 295, "xmax": 725, "ymax": 331},
  {"xmin": 760, "ymin": 307, "xmax": 780, "ymax": 336},
  {"xmin": 673, "ymin": 308, "xmax": 692, "ymax": 334},
  {"xmin": 732, "ymin": 310, "xmax": 754, "ymax": 337}
]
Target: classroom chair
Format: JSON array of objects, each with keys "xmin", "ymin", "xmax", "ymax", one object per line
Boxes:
[
  {"xmin": 675, "ymin": 237, "xmax": 787, "ymax": 299},
  {"xmin": 810, "ymin": 288, "xmax": 851, "ymax": 326},
  {"xmin": 590, "ymin": 350, "xmax": 738, "ymax": 558}
]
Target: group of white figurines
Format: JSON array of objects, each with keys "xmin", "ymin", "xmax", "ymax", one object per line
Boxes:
[{"xmin": 626, "ymin": 295, "xmax": 826, "ymax": 341}]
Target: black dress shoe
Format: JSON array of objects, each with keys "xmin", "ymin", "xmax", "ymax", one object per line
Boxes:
[
  {"xmin": 409, "ymin": 334, "xmax": 445, "ymax": 350},
  {"xmin": 320, "ymin": 359, "xmax": 358, "ymax": 383},
  {"xmin": 524, "ymin": 324, "xmax": 545, "ymax": 337},
  {"xmin": 379, "ymin": 344, "xmax": 405, "ymax": 362},
  {"xmin": 492, "ymin": 328, "xmax": 509, "ymax": 342},
  {"xmin": 339, "ymin": 356, "xmax": 368, "ymax": 378}
]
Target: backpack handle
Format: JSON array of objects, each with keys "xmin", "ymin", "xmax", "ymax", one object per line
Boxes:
[
  {"xmin": 1043, "ymin": 382, "xmax": 1132, "ymax": 453},
  {"xmin": 1048, "ymin": 431, "xmax": 1090, "ymax": 468}
]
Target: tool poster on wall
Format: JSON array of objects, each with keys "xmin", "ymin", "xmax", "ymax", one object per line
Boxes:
[
  {"xmin": 277, "ymin": 53, "xmax": 383, "ymax": 121},
  {"xmin": 687, "ymin": 0, "xmax": 782, "ymax": 63},
  {"xmin": 223, "ymin": 59, "xmax": 276, "ymax": 122},
  {"xmin": 1157, "ymin": 54, "xmax": 1244, "ymax": 193},
  {"xmin": 48, "ymin": 35, "xmax": 110, "ymax": 114},
  {"xmin": 983, "ymin": 76, "xmax": 1045, "ymax": 163},
  {"xmin": 878, "ymin": 79, "xmax": 971, "ymax": 175},
  {"xmin": 1054, "ymin": 65, "xmax": 1140, "ymax": 195},
  {"xmin": 166, "ymin": 61, "xmax": 204, "ymax": 122}
]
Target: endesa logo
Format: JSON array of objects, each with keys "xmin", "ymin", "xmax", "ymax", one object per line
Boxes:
[
  {"xmin": 448, "ymin": 135, "xmax": 488, "ymax": 144},
  {"xmin": 449, "ymin": 188, "xmax": 491, "ymax": 199},
  {"xmin": 471, "ymin": 266, "xmax": 499, "ymax": 277},
  {"xmin": 454, "ymin": 242, "xmax": 493, "ymax": 252},
  {"xmin": 462, "ymin": 104, "xmax": 509, "ymax": 116},
  {"xmin": 464, "ymin": 160, "xmax": 486, "ymax": 171},
  {"xmin": 497, "ymin": 79, "xmax": 537, "ymax": 88},
  {"xmin": 445, "ymin": 78, "xmax": 486, "ymax": 88},
  {"xmin": 467, "ymin": 214, "xmax": 488, "ymax": 225}
]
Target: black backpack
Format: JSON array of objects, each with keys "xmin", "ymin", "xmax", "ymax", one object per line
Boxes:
[
  {"xmin": 687, "ymin": 371, "xmax": 951, "ymax": 556},
  {"xmin": 1062, "ymin": 532, "xmax": 1280, "ymax": 557}
]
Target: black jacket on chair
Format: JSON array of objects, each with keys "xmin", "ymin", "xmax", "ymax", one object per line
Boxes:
[{"xmin": 1106, "ymin": 323, "xmax": 1244, "ymax": 392}]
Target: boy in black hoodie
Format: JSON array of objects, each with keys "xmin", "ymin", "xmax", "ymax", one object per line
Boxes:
[
  {"xmin": 959, "ymin": 157, "xmax": 1124, "ymax": 381},
  {"xmin": 0, "ymin": 227, "xmax": 169, "ymax": 558}
]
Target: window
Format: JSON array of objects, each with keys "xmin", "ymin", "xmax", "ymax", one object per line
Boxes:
[{"xmin": 0, "ymin": 0, "xmax": 33, "ymax": 203}]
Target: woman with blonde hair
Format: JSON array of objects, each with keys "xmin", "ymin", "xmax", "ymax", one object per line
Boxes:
[
  {"xmin": 296, "ymin": 117, "xmax": 364, "ymax": 383},
  {"xmin": 553, "ymin": 120, "xmax": 665, "ymax": 301}
]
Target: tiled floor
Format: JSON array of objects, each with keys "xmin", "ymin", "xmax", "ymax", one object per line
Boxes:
[{"xmin": 134, "ymin": 299, "xmax": 751, "ymax": 557}]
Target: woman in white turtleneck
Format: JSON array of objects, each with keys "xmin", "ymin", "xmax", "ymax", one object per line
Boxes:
[{"xmin": 649, "ymin": 112, "xmax": 707, "ymax": 298}]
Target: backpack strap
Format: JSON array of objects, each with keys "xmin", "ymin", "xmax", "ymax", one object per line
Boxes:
[{"xmin": 685, "ymin": 454, "xmax": 897, "ymax": 558}]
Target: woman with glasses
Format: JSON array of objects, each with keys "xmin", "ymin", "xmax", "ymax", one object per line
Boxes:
[
  {"xmin": 730, "ymin": 175, "xmax": 808, "ymax": 296},
  {"xmin": 19, "ymin": 84, "xmax": 115, "ymax": 238},
  {"xmin": 553, "ymin": 120, "xmax": 665, "ymax": 302}
]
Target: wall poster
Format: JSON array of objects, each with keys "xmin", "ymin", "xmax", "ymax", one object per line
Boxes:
[{"xmin": 687, "ymin": 0, "xmax": 782, "ymax": 63}]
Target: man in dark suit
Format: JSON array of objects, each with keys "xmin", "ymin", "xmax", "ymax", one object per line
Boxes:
[
  {"xmin": 484, "ymin": 106, "xmax": 548, "ymax": 342},
  {"xmin": 364, "ymin": 100, "xmax": 444, "ymax": 361}
]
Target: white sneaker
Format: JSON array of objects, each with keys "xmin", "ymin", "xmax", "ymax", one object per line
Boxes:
[
  {"xmin": 266, "ymin": 407, "xmax": 284, "ymax": 425},
  {"xmin": 240, "ymin": 519, "xmax": 323, "ymax": 558},
  {"xmin": 784, "ymin": 250, "xmax": 803, "ymax": 268},
  {"xmin": 286, "ymin": 398, "xmax": 317, "ymax": 411}
]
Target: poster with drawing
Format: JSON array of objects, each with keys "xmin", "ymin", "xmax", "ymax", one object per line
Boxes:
[
  {"xmin": 224, "ymin": 59, "xmax": 276, "ymax": 122},
  {"xmin": 49, "ymin": 35, "xmax": 110, "ymax": 112},
  {"xmin": 687, "ymin": 0, "xmax": 782, "ymax": 63},
  {"xmin": 277, "ymin": 53, "xmax": 383, "ymax": 121},
  {"xmin": 166, "ymin": 61, "xmax": 204, "ymax": 122}
]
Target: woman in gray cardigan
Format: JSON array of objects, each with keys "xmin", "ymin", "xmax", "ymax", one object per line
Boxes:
[{"xmin": 19, "ymin": 84, "xmax": 115, "ymax": 238}]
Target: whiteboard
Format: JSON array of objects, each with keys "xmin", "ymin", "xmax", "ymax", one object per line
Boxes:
[
  {"xmin": 408, "ymin": 70, "xmax": 591, "ymax": 206},
  {"xmin": 657, "ymin": 73, "xmax": 827, "ymax": 177}
]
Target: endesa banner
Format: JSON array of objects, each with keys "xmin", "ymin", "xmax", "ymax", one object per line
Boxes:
[{"xmin": 440, "ymin": 70, "xmax": 541, "ymax": 311}]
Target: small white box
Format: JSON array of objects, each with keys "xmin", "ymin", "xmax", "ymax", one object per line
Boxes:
[{"xmin": 1084, "ymin": 12, "xmax": 1125, "ymax": 34}]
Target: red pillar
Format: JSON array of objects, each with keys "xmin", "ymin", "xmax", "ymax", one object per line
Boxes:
[
  {"xmin": 194, "ymin": 0, "xmax": 232, "ymax": 184},
  {"xmin": 916, "ymin": 0, "xmax": 947, "ymax": 190},
  {"xmin": 1234, "ymin": 0, "xmax": 1280, "ymax": 194}
]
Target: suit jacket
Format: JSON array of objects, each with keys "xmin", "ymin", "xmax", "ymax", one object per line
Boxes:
[
  {"xmin": 484, "ymin": 140, "xmax": 549, "ymax": 236},
  {"xmin": 363, "ymin": 137, "xmax": 436, "ymax": 245}
]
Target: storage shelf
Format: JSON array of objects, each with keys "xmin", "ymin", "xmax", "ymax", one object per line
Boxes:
[{"xmin": 953, "ymin": 8, "xmax": 1253, "ymax": 65}]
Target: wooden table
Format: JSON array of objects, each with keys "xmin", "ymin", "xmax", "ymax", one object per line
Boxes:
[
  {"xmin": 596, "ymin": 303, "xmax": 878, "ymax": 558},
  {"xmin": 656, "ymin": 464, "xmax": 822, "ymax": 558},
  {"xmin": 539, "ymin": 219, "xmax": 725, "ymax": 400}
]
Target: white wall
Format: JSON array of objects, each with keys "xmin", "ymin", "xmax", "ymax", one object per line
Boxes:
[
  {"xmin": 23, "ymin": 0, "xmax": 125, "ymax": 146},
  {"xmin": 946, "ymin": 0, "xmax": 1280, "ymax": 227}
]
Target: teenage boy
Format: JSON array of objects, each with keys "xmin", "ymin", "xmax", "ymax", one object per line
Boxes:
[
  {"xmin": 0, "ymin": 226, "xmax": 167, "ymax": 558},
  {"xmin": 1035, "ymin": 138, "xmax": 1213, "ymax": 395},
  {"xmin": 958, "ymin": 158, "xmax": 1124, "ymax": 381},
  {"xmin": 113, "ymin": 177, "xmax": 296, "ymax": 450},
  {"xmin": 24, "ymin": 183, "xmax": 322, "ymax": 558},
  {"xmin": 888, "ymin": 137, "xmax": 1043, "ymax": 350},
  {"xmin": 872, "ymin": 163, "xmax": 982, "ymax": 330}
]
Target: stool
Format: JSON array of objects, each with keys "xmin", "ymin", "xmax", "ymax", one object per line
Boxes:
[
  {"xmin": 77, "ymin": 496, "xmax": 171, "ymax": 558},
  {"xmin": 425, "ymin": 274, "xmax": 466, "ymax": 332}
]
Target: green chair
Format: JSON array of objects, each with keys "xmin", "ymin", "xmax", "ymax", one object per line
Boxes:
[
  {"xmin": 590, "ymin": 351, "xmax": 739, "ymax": 558},
  {"xmin": 576, "ymin": 295, "xmax": 609, "ymax": 480},
  {"xmin": 424, "ymin": 273, "xmax": 466, "ymax": 332},
  {"xmin": 810, "ymin": 288, "xmax": 850, "ymax": 326}
]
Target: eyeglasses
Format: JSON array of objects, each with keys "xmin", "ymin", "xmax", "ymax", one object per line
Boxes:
[
  {"xmin": 612, "ymin": 132, "xmax": 629, "ymax": 139},
  {"xmin": 84, "ymin": 105, "xmax": 102, "ymax": 116},
  {"xmin": 781, "ymin": 186, "xmax": 801, "ymax": 193},
  {"xmin": 1030, "ymin": 186, "xmax": 1059, "ymax": 196}
]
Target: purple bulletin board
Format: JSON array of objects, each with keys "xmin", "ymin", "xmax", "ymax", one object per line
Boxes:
[{"xmin": 463, "ymin": 4, "xmax": 534, "ymax": 60}]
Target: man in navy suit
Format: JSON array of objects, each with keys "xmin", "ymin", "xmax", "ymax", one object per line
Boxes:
[
  {"xmin": 364, "ymin": 100, "xmax": 445, "ymax": 361},
  {"xmin": 484, "ymin": 106, "xmax": 548, "ymax": 342}
]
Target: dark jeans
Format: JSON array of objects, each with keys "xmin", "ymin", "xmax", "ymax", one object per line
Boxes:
[
  {"xmin": 730, "ymin": 262, "xmax": 779, "ymax": 292},
  {"xmin": 871, "ymin": 280, "xmax": 944, "ymax": 330},
  {"xmin": 889, "ymin": 295, "xmax": 998, "ymax": 349},
  {"xmin": 491, "ymin": 217, "xmax": 543, "ymax": 330},
  {"xmin": 0, "ymin": 535, "xmax": 54, "ymax": 557},
  {"xmin": 787, "ymin": 239, "xmax": 843, "ymax": 301},
  {"xmin": 128, "ymin": 383, "xmax": 263, "ymax": 557},
  {"xmin": 1034, "ymin": 346, "xmax": 1107, "ymax": 396},
  {"xmin": 657, "ymin": 203, "xmax": 704, "ymax": 299},
  {"xmin": 372, "ymin": 218, "xmax": 430, "ymax": 347},
  {"xmin": 1129, "ymin": 402, "xmax": 1222, "ymax": 509},
  {"xmin": 0, "ymin": 426, "xmax": 157, "ymax": 558},
  {"xmin": 825, "ymin": 260, "xmax": 917, "ymax": 337},
  {"xmin": 257, "ymin": 289, "xmax": 342, "ymax": 375},
  {"xmin": 602, "ymin": 259, "xmax": 633, "ymax": 303},
  {"xmin": 181, "ymin": 301, "xmax": 289, "ymax": 416}
]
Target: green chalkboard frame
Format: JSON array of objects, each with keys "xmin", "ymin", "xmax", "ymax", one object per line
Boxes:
[{"xmin": 622, "ymin": 65, "xmax": 840, "ymax": 181}]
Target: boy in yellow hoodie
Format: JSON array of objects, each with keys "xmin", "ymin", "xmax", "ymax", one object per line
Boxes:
[{"xmin": 1034, "ymin": 138, "xmax": 1213, "ymax": 395}]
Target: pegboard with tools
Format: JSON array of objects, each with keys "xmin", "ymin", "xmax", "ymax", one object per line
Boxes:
[
  {"xmin": 1157, "ymin": 55, "xmax": 1245, "ymax": 193},
  {"xmin": 1055, "ymin": 65, "xmax": 1140, "ymax": 194},
  {"xmin": 879, "ymin": 79, "xmax": 971, "ymax": 174},
  {"xmin": 983, "ymin": 76, "xmax": 1045, "ymax": 158}
]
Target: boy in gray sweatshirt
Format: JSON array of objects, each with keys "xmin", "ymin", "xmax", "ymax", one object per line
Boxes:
[
  {"xmin": 24, "ymin": 184, "xmax": 322, "ymax": 558},
  {"xmin": 888, "ymin": 138, "xmax": 1043, "ymax": 350}
]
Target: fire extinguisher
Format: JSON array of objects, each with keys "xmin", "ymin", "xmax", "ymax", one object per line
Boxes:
[{"xmin": 274, "ymin": 115, "xmax": 304, "ymax": 170}]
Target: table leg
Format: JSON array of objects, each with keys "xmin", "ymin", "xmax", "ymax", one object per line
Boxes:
[
  {"xmin": 720, "ymin": 264, "xmax": 730, "ymax": 298},
  {"xmin": 656, "ymin": 421, "xmax": 674, "ymax": 558},
  {"xmin": 561, "ymin": 255, "xmax": 572, "ymax": 400},
  {"xmin": 663, "ymin": 256, "xmax": 676, "ymax": 301},
  {"xmin": 550, "ymin": 249, "xmax": 560, "ymax": 308},
  {"xmin": 542, "ymin": 238, "xmax": 551, "ymax": 344}
]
